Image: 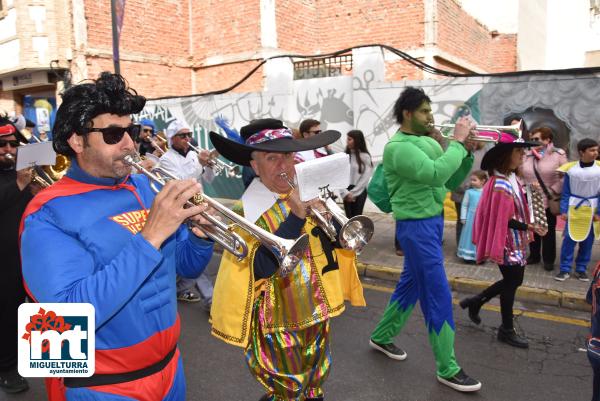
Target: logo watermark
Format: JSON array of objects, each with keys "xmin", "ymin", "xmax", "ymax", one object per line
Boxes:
[{"xmin": 18, "ymin": 303, "xmax": 95, "ymax": 377}]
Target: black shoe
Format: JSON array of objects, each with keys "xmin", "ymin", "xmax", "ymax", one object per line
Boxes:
[
  {"xmin": 258, "ymin": 394, "xmax": 273, "ymax": 401},
  {"xmin": 306, "ymin": 398, "xmax": 324, "ymax": 401},
  {"xmin": 0, "ymin": 369, "xmax": 29, "ymax": 394},
  {"xmin": 497, "ymin": 326, "xmax": 529, "ymax": 348},
  {"xmin": 526, "ymin": 256, "xmax": 540, "ymax": 265},
  {"xmin": 543, "ymin": 263, "xmax": 554, "ymax": 271},
  {"xmin": 437, "ymin": 369, "xmax": 481, "ymax": 392},
  {"xmin": 369, "ymin": 339, "xmax": 407, "ymax": 360},
  {"xmin": 459, "ymin": 296, "xmax": 482, "ymax": 325},
  {"xmin": 575, "ymin": 271, "xmax": 590, "ymax": 282},
  {"xmin": 177, "ymin": 290, "xmax": 201, "ymax": 303}
]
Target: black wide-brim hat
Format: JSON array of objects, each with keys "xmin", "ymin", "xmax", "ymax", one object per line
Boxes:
[
  {"xmin": 209, "ymin": 118, "xmax": 341, "ymax": 166},
  {"xmin": 480, "ymin": 140, "xmax": 540, "ymax": 171}
]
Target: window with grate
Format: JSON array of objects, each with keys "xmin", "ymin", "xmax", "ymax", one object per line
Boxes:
[{"xmin": 293, "ymin": 54, "xmax": 353, "ymax": 80}]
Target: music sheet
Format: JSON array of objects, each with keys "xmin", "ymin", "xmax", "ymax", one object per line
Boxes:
[{"xmin": 295, "ymin": 153, "xmax": 350, "ymax": 201}]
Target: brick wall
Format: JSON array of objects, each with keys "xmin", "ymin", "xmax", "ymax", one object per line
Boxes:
[
  {"xmin": 86, "ymin": 57, "xmax": 192, "ymax": 98},
  {"xmin": 315, "ymin": 0, "xmax": 425, "ymax": 54},
  {"xmin": 488, "ymin": 34, "xmax": 517, "ymax": 73},
  {"xmin": 436, "ymin": 0, "xmax": 516, "ymax": 73},
  {"xmin": 276, "ymin": 0, "xmax": 317, "ymax": 53},
  {"xmin": 194, "ymin": 61, "xmax": 264, "ymax": 94},
  {"xmin": 192, "ymin": 0, "xmax": 261, "ymax": 59},
  {"xmin": 76, "ymin": 0, "xmax": 517, "ymax": 98},
  {"xmin": 84, "ymin": 0, "xmax": 194, "ymax": 98}
]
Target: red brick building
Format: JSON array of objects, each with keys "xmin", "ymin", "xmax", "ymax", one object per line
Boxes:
[{"xmin": 0, "ymin": 0, "xmax": 516, "ymax": 113}]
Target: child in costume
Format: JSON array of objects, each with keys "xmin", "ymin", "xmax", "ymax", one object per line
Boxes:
[
  {"xmin": 555, "ymin": 138, "xmax": 600, "ymax": 282},
  {"xmin": 457, "ymin": 170, "xmax": 487, "ymax": 262}
]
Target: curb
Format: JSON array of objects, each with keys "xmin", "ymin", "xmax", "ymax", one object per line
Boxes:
[{"xmin": 358, "ymin": 262, "xmax": 591, "ymax": 312}]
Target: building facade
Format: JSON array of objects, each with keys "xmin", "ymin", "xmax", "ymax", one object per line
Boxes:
[
  {"xmin": 0, "ymin": 0, "xmax": 519, "ymax": 119},
  {"xmin": 2, "ymin": 0, "xmax": 598, "ymax": 123}
]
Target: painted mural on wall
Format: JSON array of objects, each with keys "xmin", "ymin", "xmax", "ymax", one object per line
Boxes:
[{"xmin": 143, "ymin": 51, "xmax": 600, "ymax": 198}]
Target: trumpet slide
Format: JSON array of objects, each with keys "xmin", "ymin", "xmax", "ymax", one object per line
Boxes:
[
  {"xmin": 429, "ymin": 120, "xmax": 523, "ymax": 143},
  {"xmin": 125, "ymin": 155, "xmax": 308, "ymax": 276}
]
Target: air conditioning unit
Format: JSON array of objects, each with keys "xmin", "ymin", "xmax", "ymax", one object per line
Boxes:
[{"xmin": 1, "ymin": 71, "xmax": 51, "ymax": 90}]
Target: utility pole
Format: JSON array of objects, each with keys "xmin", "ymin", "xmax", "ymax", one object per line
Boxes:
[{"xmin": 111, "ymin": 0, "xmax": 121, "ymax": 75}]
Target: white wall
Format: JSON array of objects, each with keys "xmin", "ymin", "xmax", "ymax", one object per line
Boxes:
[
  {"xmin": 517, "ymin": 0, "xmax": 547, "ymax": 70},
  {"xmin": 545, "ymin": 0, "xmax": 590, "ymax": 69},
  {"xmin": 459, "ymin": 0, "xmax": 519, "ymax": 33},
  {"xmin": 518, "ymin": 0, "xmax": 596, "ymax": 70}
]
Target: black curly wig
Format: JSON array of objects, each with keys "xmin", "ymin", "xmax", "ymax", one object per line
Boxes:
[{"xmin": 53, "ymin": 72, "xmax": 146, "ymax": 157}]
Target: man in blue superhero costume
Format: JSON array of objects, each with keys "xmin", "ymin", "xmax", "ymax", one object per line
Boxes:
[{"xmin": 20, "ymin": 72, "xmax": 214, "ymax": 401}]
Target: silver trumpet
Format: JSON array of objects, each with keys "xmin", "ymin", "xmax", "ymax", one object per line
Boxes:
[
  {"xmin": 429, "ymin": 120, "xmax": 523, "ymax": 143},
  {"xmin": 280, "ymin": 173, "xmax": 374, "ymax": 253},
  {"xmin": 188, "ymin": 143, "xmax": 242, "ymax": 179},
  {"xmin": 124, "ymin": 155, "xmax": 309, "ymax": 276}
]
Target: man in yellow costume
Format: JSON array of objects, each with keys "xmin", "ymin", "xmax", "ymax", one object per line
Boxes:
[
  {"xmin": 555, "ymin": 138, "xmax": 600, "ymax": 282},
  {"xmin": 209, "ymin": 119, "xmax": 365, "ymax": 401}
]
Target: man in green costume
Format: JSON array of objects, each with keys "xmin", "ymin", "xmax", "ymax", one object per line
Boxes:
[{"xmin": 369, "ymin": 86, "xmax": 482, "ymax": 392}]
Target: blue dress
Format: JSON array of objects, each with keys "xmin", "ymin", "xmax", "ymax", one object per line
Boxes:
[{"xmin": 457, "ymin": 187, "xmax": 483, "ymax": 261}]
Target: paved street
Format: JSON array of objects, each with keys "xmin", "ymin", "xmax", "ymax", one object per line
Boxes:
[{"xmin": 3, "ymin": 256, "xmax": 593, "ymax": 401}]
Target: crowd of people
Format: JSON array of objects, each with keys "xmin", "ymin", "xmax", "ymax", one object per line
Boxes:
[{"xmin": 1, "ymin": 73, "xmax": 599, "ymax": 401}]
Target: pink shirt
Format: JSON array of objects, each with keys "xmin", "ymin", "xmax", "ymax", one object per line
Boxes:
[{"xmin": 521, "ymin": 143, "xmax": 568, "ymax": 205}]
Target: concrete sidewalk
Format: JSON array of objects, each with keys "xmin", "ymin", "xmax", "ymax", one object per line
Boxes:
[{"xmin": 358, "ymin": 212, "xmax": 600, "ymax": 312}]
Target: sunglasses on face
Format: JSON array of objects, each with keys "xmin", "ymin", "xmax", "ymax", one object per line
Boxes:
[
  {"xmin": 84, "ymin": 124, "xmax": 141, "ymax": 145},
  {"xmin": 0, "ymin": 139, "xmax": 20, "ymax": 148},
  {"xmin": 175, "ymin": 132, "xmax": 193, "ymax": 139}
]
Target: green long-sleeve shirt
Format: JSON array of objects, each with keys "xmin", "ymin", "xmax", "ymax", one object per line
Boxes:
[{"xmin": 383, "ymin": 131, "xmax": 473, "ymax": 220}]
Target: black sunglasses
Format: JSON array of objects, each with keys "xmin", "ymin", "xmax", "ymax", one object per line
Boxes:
[
  {"xmin": 0, "ymin": 139, "xmax": 20, "ymax": 148},
  {"xmin": 175, "ymin": 132, "xmax": 193, "ymax": 139},
  {"xmin": 84, "ymin": 124, "xmax": 141, "ymax": 145}
]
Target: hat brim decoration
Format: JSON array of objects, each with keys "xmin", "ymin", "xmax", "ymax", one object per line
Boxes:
[
  {"xmin": 0, "ymin": 122, "xmax": 28, "ymax": 144},
  {"xmin": 210, "ymin": 127, "xmax": 340, "ymax": 166},
  {"xmin": 480, "ymin": 139, "xmax": 541, "ymax": 171}
]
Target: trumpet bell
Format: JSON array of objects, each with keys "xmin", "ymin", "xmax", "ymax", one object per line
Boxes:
[
  {"xmin": 276, "ymin": 234, "xmax": 310, "ymax": 277},
  {"xmin": 339, "ymin": 216, "xmax": 374, "ymax": 254},
  {"xmin": 44, "ymin": 154, "xmax": 70, "ymax": 181}
]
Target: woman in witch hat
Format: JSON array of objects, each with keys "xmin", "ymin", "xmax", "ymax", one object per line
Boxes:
[{"xmin": 459, "ymin": 134, "xmax": 546, "ymax": 348}]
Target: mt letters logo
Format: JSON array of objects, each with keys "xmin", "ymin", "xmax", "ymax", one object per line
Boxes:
[{"xmin": 18, "ymin": 303, "xmax": 95, "ymax": 377}]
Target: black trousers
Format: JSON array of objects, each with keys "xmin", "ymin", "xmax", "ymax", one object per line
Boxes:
[
  {"xmin": 477, "ymin": 264, "xmax": 525, "ymax": 329},
  {"xmin": 528, "ymin": 208, "xmax": 557, "ymax": 264},
  {"xmin": 343, "ymin": 190, "xmax": 368, "ymax": 218}
]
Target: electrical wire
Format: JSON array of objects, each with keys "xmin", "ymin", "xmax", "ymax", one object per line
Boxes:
[{"xmin": 148, "ymin": 44, "xmax": 600, "ymax": 101}]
